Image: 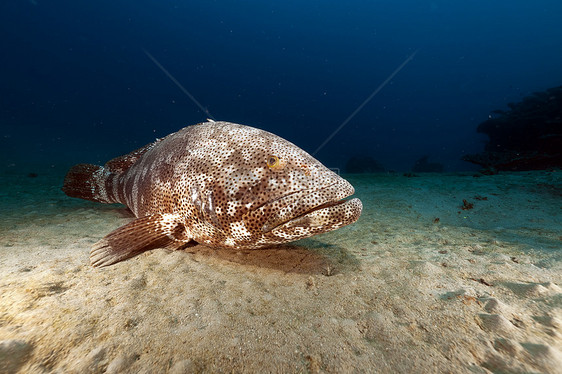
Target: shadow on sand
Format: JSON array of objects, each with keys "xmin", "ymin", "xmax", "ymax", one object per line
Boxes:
[{"xmin": 181, "ymin": 240, "xmax": 360, "ymax": 276}]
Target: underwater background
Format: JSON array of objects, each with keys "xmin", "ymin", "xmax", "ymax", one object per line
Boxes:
[
  {"xmin": 2, "ymin": 2, "xmax": 562, "ymax": 373},
  {"xmin": 2, "ymin": 0, "xmax": 562, "ymax": 172}
]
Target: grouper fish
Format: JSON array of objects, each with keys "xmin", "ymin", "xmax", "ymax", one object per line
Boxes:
[{"xmin": 63, "ymin": 120, "xmax": 362, "ymax": 267}]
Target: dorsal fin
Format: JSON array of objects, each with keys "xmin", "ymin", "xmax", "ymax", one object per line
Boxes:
[{"xmin": 104, "ymin": 138, "xmax": 163, "ymax": 174}]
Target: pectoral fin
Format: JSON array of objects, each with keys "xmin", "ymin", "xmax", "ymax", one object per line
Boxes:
[{"xmin": 90, "ymin": 214, "xmax": 192, "ymax": 267}]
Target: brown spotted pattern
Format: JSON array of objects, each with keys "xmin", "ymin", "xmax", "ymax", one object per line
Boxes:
[{"xmin": 85, "ymin": 121, "xmax": 362, "ymax": 250}]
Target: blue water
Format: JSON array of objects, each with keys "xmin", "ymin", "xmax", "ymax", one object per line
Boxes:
[{"xmin": 1, "ymin": 1, "xmax": 562, "ymax": 171}]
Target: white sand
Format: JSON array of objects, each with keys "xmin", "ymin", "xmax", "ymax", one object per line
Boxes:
[{"xmin": 1, "ymin": 168, "xmax": 561, "ymax": 373}]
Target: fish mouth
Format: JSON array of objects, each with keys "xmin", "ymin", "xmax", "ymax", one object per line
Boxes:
[
  {"xmin": 261, "ymin": 179, "xmax": 362, "ymax": 233},
  {"xmin": 270, "ymin": 197, "xmax": 362, "ymax": 233}
]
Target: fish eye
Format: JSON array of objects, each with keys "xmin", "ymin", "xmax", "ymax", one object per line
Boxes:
[
  {"xmin": 267, "ymin": 155, "xmax": 286, "ymax": 170},
  {"xmin": 267, "ymin": 155, "xmax": 279, "ymax": 168}
]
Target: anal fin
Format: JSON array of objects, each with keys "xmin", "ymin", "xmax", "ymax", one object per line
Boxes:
[{"xmin": 90, "ymin": 214, "xmax": 192, "ymax": 267}]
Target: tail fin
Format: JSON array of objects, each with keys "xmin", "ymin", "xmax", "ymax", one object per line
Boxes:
[{"xmin": 62, "ymin": 164, "xmax": 117, "ymax": 203}]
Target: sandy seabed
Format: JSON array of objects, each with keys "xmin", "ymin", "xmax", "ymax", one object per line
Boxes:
[{"xmin": 1, "ymin": 167, "xmax": 561, "ymax": 373}]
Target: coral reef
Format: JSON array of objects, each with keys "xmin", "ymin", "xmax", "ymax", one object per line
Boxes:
[{"xmin": 463, "ymin": 85, "xmax": 562, "ymax": 171}]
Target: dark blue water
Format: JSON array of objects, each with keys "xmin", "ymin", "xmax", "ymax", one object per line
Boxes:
[{"xmin": 2, "ymin": 1, "xmax": 562, "ymax": 172}]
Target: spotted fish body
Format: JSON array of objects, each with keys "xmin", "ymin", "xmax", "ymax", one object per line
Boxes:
[{"xmin": 63, "ymin": 121, "xmax": 362, "ymax": 267}]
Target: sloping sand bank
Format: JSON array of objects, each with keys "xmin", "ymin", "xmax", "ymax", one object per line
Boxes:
[{"xmin": 1, "ymin": 169, "xmax": 561, "ymax": 373}]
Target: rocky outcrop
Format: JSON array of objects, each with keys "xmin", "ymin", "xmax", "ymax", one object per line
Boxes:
[
  {"xmin": 345, "ymin": 156, "xmax": 385, "ymax": 173},
  {"xmin": 412, "ymin": 155, "xmax": 444, "ymax": 173}
]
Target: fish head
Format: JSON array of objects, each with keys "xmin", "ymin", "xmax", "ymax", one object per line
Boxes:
[{"xmin": 187, "ymin": 122, "xmax": 362, "ymax": 248}]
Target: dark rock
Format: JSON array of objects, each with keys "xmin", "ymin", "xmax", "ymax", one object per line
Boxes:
[
  {"xmin": 403, "ymin": 172, "xmax": 419, "ymax": 178},
  {"xmin": 345, "ymin": 156, "xmax": 385, "ymax": 173},
  {"xmin": 411, "ymin": 155, "xmax": 444, "ymax": 173}
]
